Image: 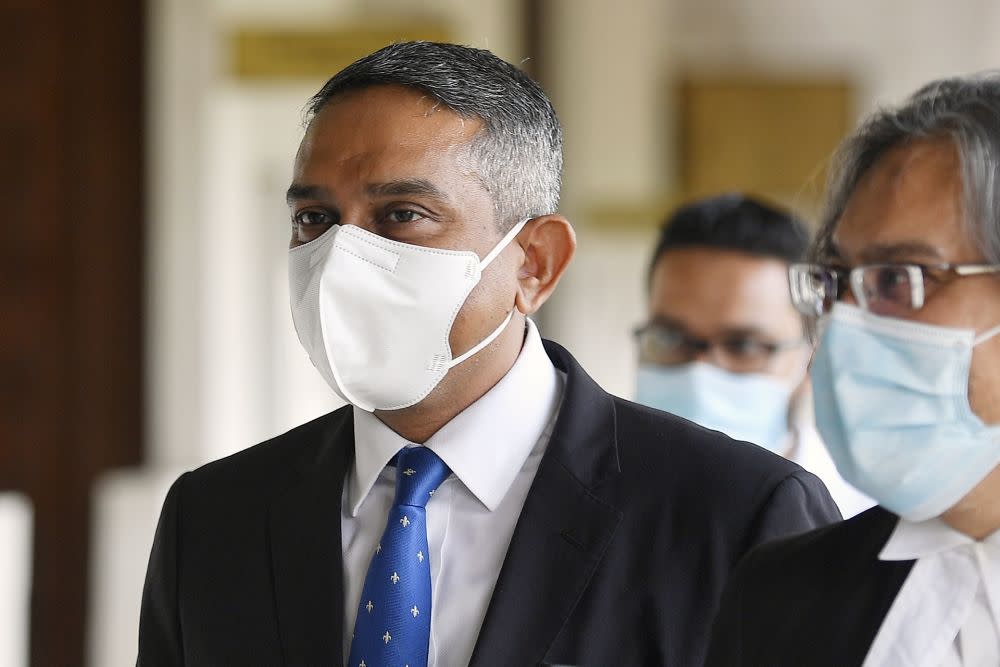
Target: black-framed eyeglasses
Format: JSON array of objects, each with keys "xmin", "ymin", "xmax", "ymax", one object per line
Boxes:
[
  {"xmin": 633, "ymin": 322, "xmax": 804, "ymax": 373},
  {"xmin": 789, "ymin": 262, "xmax": 1000, "ymax": 318}
]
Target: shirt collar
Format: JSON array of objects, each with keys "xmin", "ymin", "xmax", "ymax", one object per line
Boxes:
[
  {"xmin": 880, "ymin": 517, "xmax": 1000, "ymax": 561},
  {"xmin": 349, "ymin": 318, "xmax": 561, "ymax": 516}
]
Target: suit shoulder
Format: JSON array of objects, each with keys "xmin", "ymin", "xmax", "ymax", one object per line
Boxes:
[
  {"xmin": 180, "ymin": 406, "xmax": 351, "ymax": 495},
  {"xmin": 607, "ymin": 396, "xmax": 839, "ymax": 543},
  {"xmin": 611, "ymin": 396, "xmax": 802, "ymax": 485},
  {"xmin": 743, "ymin": 506, "xmax": 897, "ymax": 579}
]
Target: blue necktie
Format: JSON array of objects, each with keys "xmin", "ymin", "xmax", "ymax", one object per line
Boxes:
[{"xmin": 348, "ymin": 447, "xmax": 451, "ymax": 667}]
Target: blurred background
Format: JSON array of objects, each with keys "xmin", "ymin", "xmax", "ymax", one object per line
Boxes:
[{"xmin": 4, "ymin": 0, "xmax": 1000, "ymax": 665}]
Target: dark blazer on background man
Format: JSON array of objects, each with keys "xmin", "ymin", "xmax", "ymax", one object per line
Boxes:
[
  {"xmin": 705, "ymin": 506, "xmax": 912, "ymax": 667},
  {"xmin": 138, "ymin": 340, "xmax": 841, "ymax": 666}
]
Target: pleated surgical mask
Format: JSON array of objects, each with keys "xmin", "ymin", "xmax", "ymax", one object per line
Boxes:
[
  {"xmin": 812, "ymin": 302, "xmax": 1000, "ymax": 521},
  {"xmin": 635, "ymin": 362, "xmax": 793, "ymax": 453}
]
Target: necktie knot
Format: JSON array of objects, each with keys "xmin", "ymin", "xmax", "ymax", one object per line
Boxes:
[{"xmin": 394, "ymin": 447, "xmax": 451, "ymax": 508}]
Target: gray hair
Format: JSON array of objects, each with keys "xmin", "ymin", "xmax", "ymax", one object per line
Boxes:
[
  {"xmin": 816, "ymin": 72, "xmax": 1000, "ymax": 263},
  {"xmin": 306, "ymin": 41, "xmax": 563, "ymax": 232}
]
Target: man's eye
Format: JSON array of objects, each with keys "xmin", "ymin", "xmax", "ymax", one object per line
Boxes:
[
  {"xmin": 294, "ymin": 210, "xmax": 333, "ymax": 226},
  {"xmin": 723, "ymin": 338, "xmax": 769, "ymax": 357},
  {"xmin": 385, "ymin": 209, "xmax": 423, "ymax": 224}
]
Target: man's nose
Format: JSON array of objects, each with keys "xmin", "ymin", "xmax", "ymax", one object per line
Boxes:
[
  {"xmin": 691, "ymin": 346, "xmax": 715, "ymax": 364},
  {"xmin": 694, "ymin": 344, "xmax": 742, "ymax": 374},
  {"xmin": 839, "ymin": 286, "xmax": 859, "ymax": 307}
]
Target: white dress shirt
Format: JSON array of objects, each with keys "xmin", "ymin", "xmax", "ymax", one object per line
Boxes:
[
  {"xmin": 341, "ymin": 318, "xmax": 564, "ymax": 667},
  {"xmin": 864, "ymin": 518, "xmax": 1000, "ymax": 667}
]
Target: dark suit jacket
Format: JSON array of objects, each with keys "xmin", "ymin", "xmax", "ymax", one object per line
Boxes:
[
  {"xmin": 138, "ymin": 340, "xmax": 840, "ymax": 666},
  {"xmin": 705, "ymin": 506, "xmax": 914, "ymax": 667}
]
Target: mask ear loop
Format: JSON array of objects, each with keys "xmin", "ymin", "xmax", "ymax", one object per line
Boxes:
[
  {"xmin": 449, "ymin": 308, "xmax": 517, "ymax": 368},
  {"xmin": 479, "ymin": 219, "xmax": 529, "ymax": 269},
  {"xmin": 974, "ymin": 321, "xmax": 1000, "ymax": 346},
  {"xmin": 450, "ymin": 219, "xmax": 530, "ymax": 369}
]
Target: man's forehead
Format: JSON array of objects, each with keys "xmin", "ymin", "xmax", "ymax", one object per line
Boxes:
[
  {"xmin": 649, "ymin": 248, "xmax": 801, "ymax": 334},
  {"xmin": 831, "ymin": 138, "xmax": 972, "ymax": 262},
  {"xmin": 292, "ymin": 85, "xmax": 484, "ymax": 183},
  {"xmin": 843, "ymin": 139, "xmax": 959, "ymax": 215},
  {"xmin": 302, "ymin": 85, "xmax": 482, "ymax": 149},
  {"xmin": 651, "ymin": 247, "xmax": 791, "ymax": 286}
]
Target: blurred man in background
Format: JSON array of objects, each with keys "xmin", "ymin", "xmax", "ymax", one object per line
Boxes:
[
  {"xmin": 635, "ymin": 194, "xmax": 873, "ymax": 517},
  {"xmin": 707, "ymin": 74, "xmax": 1000, "ymax": 665}
]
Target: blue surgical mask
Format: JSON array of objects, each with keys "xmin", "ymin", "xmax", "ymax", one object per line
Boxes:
[
  {"xmin": 635, "ymin": 362, "xmax": 793, "ymax": 453},
  {"xmin": 812, "ymin": 303, "xmax": 1000, "ymax": 521}
]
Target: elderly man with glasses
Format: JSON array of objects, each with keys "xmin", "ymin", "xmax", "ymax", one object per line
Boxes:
[
  {"xmin": 707, "ymin": 74, "xmax": 1000, "ymax": 666},
  {"xmin": 635, "ymin": 194, "xmax": 873, "ymax": 517}
]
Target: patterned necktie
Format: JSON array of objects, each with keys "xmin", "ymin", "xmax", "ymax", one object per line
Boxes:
[{"xmin": 348, "ymin": 446, "xmax": 451, "ymax": 667}]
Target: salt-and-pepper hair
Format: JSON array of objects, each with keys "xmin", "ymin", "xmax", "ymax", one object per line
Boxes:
[
  {"xmin": 306, "ymin": 41, "xmax": 563, "ymax": 232},
  {"xmin": 816, "ymin": 73, "xmax": 1000, "ymax": 263}
]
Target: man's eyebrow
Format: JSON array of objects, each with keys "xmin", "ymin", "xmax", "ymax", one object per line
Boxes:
[
  {"xmin": 285, "ymin": 183, "xmax": 330, "ymax": 203},
  {"xmin": 649, "ymin": 314, "xmax": 691, "ymax": 333},
  {"xmin": 720, "ymin": 326, "xmax": 777, "ymax": 342},
  {"xmin": 857, "ymin": 241, "xmax": 944, "ymax": 264},
  {"xmin": 365, "ymin": 179, "xmax": 450, "ymax": 203},
  {"xmin": 648, "ymin": 316, "xmax": 773, "ymax": 341}
]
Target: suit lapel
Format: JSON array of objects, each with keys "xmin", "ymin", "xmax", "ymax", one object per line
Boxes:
[
  {"xmin": 268, "ymin": 409, "xmax": 354, "ymax": 666},
  {"xmin": 830, "ymin": 508, "xmax": 915, "ymax": 665},
  {"xmin": 470, "ymin": 340, "xmax": 624, "ymax": 666}
]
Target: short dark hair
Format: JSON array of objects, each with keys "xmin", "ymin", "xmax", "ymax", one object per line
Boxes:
[
  {"xmin": 648, "ymin": 193, "xmax": 810, "ymax": 287},
  {"xmin": 306, "ymin": 41, "xmax": 563, "ymax": 231}
]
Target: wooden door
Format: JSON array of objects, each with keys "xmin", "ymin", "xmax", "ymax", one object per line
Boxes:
[{"xmin": 0, "ymin": 1, "xmax": 144, "ymax": 665}]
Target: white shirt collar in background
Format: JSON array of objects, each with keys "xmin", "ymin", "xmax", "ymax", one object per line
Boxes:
[
  {"xmin": 879, "ymin": 518, "xmax": 1000, "ymax": 561},
  {"xmin": 864, "ymin": 518, "xmax": 1000, "ymax": 667}
]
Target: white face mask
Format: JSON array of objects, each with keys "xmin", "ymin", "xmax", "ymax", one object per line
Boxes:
[{"xmin": 288, "ymin": 220, "xmax": 526, "ymax": 412}]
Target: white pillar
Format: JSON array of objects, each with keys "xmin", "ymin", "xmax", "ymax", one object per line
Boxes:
[
  {"xmin": 541, "ymin": 0, "xmax": 671, "ymax": 398},
  {"xmin": 0, "ymin": 493, "xmax": 32, "ymax": 667},
  {"xmin": 145, "ymin": 0, "xmax": 216, "ymax": 468}
]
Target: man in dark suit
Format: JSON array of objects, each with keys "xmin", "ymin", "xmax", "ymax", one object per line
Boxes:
[
  {"xmin": 706, "ymin": 74, "xmax": 1000, "ymax": 666},
  {"xmin": 138, "ymin": 41, "xmax": 839, "ymax": 667}
]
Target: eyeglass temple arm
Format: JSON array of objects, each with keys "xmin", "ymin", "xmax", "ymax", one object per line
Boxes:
[{"xmin": 953, "ymin": 264, "xmax": 1000, "ymax": 276}]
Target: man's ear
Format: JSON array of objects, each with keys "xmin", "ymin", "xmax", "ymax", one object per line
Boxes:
[{"xmin": 514, "ymin": 215, "xmax": 576, "ymax": 315}]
